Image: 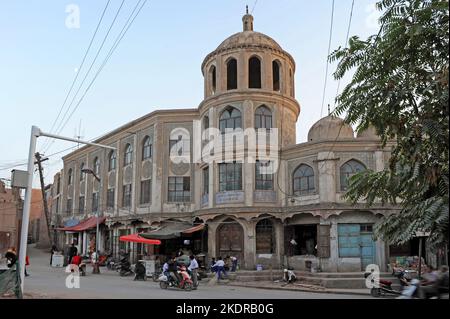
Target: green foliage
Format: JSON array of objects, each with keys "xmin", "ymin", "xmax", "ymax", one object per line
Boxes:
[{"xmin": 330, "ymin": 0, "xmax": 449, "ymax": 249}]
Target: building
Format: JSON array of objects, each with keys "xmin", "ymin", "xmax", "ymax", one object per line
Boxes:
[{"xmin": 54, "ymin": 12, "xmax": 403, "ymax": 272}]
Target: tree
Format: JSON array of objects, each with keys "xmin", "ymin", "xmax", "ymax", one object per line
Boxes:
[{"xmin": 329, "ymin": 0, "xmax": 449, "ymax": 249}]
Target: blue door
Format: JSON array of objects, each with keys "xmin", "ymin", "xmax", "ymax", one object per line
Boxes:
[
  {"xmin": 360, "ymin": 233, "xmax": 375, "ymax": 269},
  {"xmin": 338, "ymin": 224, "xmax": 375, "ymax": 270}
]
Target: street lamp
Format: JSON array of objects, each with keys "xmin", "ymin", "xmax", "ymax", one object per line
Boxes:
[{"xmin": 81, "ymin": 168, "xmax": 101, "ymax": 274}]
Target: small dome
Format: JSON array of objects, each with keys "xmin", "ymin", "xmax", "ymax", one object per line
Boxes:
[
  {"xmin": 357, "ymin": 125, "xmax": 379, "ymax": 139},
  {"xmin": 216, "ymin": 31, "xmax": 283, "ymax": 51},
  {"xmin": 307, "ymin": 115, "xmax": 354, "ymax": 142}
]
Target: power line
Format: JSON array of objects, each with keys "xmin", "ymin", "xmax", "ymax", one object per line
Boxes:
[
  {"xmin": 40, "ymin": 0, "xmax": 112, "ymax": 153},
  {"xmin": 251, "ymin": 0, "xmax": 259, "ymax": 14},
  {"xmin": 320, "ymin": 0, "xmax": 335, "ymax": 118}
]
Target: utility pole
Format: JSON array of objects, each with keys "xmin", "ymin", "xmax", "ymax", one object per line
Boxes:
[{"xmin": 35, "ymin": 152, "xmax": 53, "ymax": 247}]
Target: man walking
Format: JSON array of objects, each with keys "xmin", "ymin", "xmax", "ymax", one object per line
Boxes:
[
  {"xmin": 188, "ymin": 255, "xmax": 199, "ymax": 289},
  {"xmin": 68, "ymin": 243, "xmax": 78, "ymax": 264}
]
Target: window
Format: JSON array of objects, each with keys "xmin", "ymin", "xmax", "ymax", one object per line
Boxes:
[
  {"xmin": 108, "ymin": 151, "xmax": 116, "ymax": 171},
  {"xmin": 140, "ymin": 179, "xmax": 151, "ymax": 204},
  {"xmin": 169, "ymin": 134, "xmax": 190, "ymax": 157},
  {"xmin": 168, "ymin": 177, "xmax": 190, "ymax": 202},
  {"xmin": 285, "ymin": 225, "xmax": 317, "ymax": 256},
  {"xmin": 255, "ymin": 160, "xmax": 274, "ymax": 190},
  {"xmin": 256, "ymin": 219, "xmax": 275, "ymax": 253},
  {"xmin": 203, "ymin": 116, "xmax": 209, "ymax": 131},
  {"xmin": 210, "ymin": 65, "xmax": 216, "ymax": 94},
  {"xmin": 122, "ymin": 184, "xmax": 132, "ymax": 207},
  {"xmin": 92, "ymin": 192, "xmax": 99, "ymax": 212},
  {"xmin": 340, "ymin": 160, "xmax": 366, "ymax": 191},
  {"xmin": 226, "ymin": 58, "xmax": 237, "ymax": 90},
  {"xmin": 78, "ymin": 196, "xmax": 85, "ymax": 214},
  {"xmin": 124, "ymin": 144, "xmax": 133, "ymax": 166},
  {"xmin": 293, "ymin": 164, "xmax": 315, "ymax": 195},
  {"xmin": 67, "ymin": 169, "xmax": 73, "ymax": 185},
  {"xmin": 219, "ymin": 162, "xmax": 242, "ymax": 191},
  {"xmin": 66, "ymin": 198, "xmax": 73, "ymax": 215},
  {"xmin": 142, "ymin": 136, "xmax": 152, "ymax": 160},
  {"xmin": 219, "ymin": 107, "xmax": 242, "ymax": 134},
  {"xmin": 93, "ymin": 157, "xmax": 100, "ymax": 175},
  {"xmin": 248, "ymin": 56, "xmax": 261, "ymax": 88},
  {"xmin": 107, "ymin": 189, "xmax": 115, "ymax": 209},
  {"xmin": 272, "ymin": 60, "xmax": 281, "ymax": 91},
  {"xmin": 255, "ymin": 106, "xmax": 272, "ymax": 130},
  {"xmin": 203, "ymin": 167, "xmax": 209, "ymax": 195},
  {"xmin": 79, "ymin": 163, "xmax": 85, "ymax": 181}
]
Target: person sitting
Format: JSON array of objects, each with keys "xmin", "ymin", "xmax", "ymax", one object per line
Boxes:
[
  {"xmin": 168, "ymin": 257, "xmax": 180, "ymax": 284},
  {"xmin": 162, "ymin": 259, "xmax": 170, "ymax": 277},
  {"xmin": 70, "ymin": 253, "xmax": 85, "ymax": 276}
]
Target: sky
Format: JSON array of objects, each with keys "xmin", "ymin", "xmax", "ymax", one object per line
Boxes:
[{"xmin": 0, "ymin": 0, "xmax": 381, "ymax": 187}]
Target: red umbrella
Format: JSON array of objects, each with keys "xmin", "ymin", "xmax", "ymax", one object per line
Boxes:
[{"xmin": 119, "ymin": 233, "xmax": 161, "ymax": 245}]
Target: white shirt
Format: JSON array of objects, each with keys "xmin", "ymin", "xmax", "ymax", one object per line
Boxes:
[
  {"xmin": 188, "ymin": 258, "xmax": 199, "ymax": 271},
  {"xmin": 213, "ymin": 260, "xmax": 225, "ymax": 267}
]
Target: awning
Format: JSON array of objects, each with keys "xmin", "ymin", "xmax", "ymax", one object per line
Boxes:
[
  {"xmin": 57, "ymin": 216, "xmax": 106, "ymax": 232},
  {"xmin": 140, "ymin": 223, "xmax": 205, "ymax": 240},
  {"xmin": 119, "ymin": 233, "xmax": 161, "ymax": 245}
]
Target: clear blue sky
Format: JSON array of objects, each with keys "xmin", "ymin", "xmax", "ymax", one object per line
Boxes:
[{"xmin": 0, "ymin": 0, "xmax": 380, "ymax": 186}]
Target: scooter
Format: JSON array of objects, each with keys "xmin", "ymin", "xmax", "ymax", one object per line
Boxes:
[
  {"xmin": 159, "ymin": 265, "xmax": 193, "ymax": 291},
  {"xmin": 364, "ymin": 269, "xmax": 410, "ymax": 297},
  {"xmin": 117, "ymin": 254, "xmax": 133, "ymax": 277}
]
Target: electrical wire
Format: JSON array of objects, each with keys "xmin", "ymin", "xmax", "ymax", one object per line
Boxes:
[{"xmin": 320, "ymin": 0, "xmax": 335, "ymax": 118}]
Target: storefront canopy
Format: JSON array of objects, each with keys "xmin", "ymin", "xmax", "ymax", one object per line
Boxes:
[
  {"xmin": 57, "ymin": 216, "xmax": 106, "ymax": 232},
  {"xmin": 119, "ymin": 233, "xmax": 161, "ymax": 245},
  {"xmin": 140, "ymin": 223, "xmax": 205, "ymax": 240}
]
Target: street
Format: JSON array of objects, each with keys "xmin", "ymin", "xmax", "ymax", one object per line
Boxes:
[{"xmin": 22, "ymin": 245, "xmax": 370, "ymax": 299}]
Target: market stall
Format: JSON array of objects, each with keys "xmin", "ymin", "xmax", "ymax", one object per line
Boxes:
[{"xmin": 119, "ymin": 234, "xmax": 161, "ymax": 276}]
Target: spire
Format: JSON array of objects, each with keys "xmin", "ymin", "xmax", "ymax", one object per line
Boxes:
[{"xmin": 242, "ymin": 6, "xmax": 254, "ymax": 31}]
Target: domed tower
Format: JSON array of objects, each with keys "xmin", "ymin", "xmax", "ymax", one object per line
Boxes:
[{"xmin": 199, "ymin": 11, "xmax": 301, "ymax": 148}]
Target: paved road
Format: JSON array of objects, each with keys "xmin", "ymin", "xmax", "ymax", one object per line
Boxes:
[{"xmin": 23, "ymin": 245, "xmax": 370, "ymax": 299}]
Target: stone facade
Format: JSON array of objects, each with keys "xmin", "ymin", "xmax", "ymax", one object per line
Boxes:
[{"xmin": 52, "ymin": 13, "xmax": 400, "ymax": 272}]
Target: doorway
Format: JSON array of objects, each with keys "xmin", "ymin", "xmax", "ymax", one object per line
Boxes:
[{"xmin": 217, "ymin": 219, "xmax": 244, "ymax": 267}]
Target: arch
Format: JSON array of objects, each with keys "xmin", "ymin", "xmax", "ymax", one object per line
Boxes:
[
  {"xmin": 142, "ymin": 136, "xmax": 152, "ymax": 160},
  {"xmin": 248, "ymin": 56, "xmax": 261, "ymax": 88},
  {"xmin": 219, "ymin": 106, "xmax": 242, "ymax": 133},
  {"xmin": 293, "ymin": 164, "xmax": 315, "ymax": 195},
  {"xmin": 272, "ymin": 60, "xmax": 281, "ymax": 91},
  {"xmin": 254, "ymin": 105, "xmax": 272, "ymax": 129},
  {"xmin": 108, "ymin": 150, "xmax": 116, "ymax": 171},
  {"xmin": 93, "ymin": 157, "xmax": 100, "ymax": 175},
  {"xmin": 340, "ymin": 159, "xmax": 366, "ymax": 191},
  {"xmin": 256, "ymin": 218, "xmax": 275, "ymax": 254},
  {"xmin": 216, "ymin": 218, "xmax": 244, "ymax": 263},
  {"xmin": 226, "ymin": 58, "xmax": 237, "ymax": 90},
  {"xmin": 67, "ymin": 168, "xmax": 73, "ymax": 185},
  {"xmin": 209, "ymin": 65, "xmax": 217, "ymax": 94},
  {"xmin": 79, "ymin": 163, "xmax": 85, "ymax": 181},
  {"xmin": 124, "ymin": 143, "xmax": 133, "ymax": 166}
]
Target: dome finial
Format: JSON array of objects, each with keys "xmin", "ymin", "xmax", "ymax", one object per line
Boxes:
[{"xmin": 242, "ymin": 6, "xmax": 254, "ymax": 31}]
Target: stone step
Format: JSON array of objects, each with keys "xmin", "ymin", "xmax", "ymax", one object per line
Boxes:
[
  {"xmin": 297, "ymin": 275, "xmax": 401, "ymax": 289},
  {"xmin": 296, "ymin": 271, "xmax": 393, "ymax": 279}
]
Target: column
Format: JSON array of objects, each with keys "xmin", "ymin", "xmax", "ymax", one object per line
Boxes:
[{"xmin": 317, "ymin": 151, "xmax": 336, "ymax": 203}]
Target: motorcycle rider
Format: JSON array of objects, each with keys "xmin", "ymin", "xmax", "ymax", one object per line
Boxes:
[{"xmin": 168, "ymin": 257, "xmax": 181, "ymax": 284}]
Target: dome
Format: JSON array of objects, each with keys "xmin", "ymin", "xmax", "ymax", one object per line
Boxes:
[
  {"xmin": 356, "ymin": 125, "xmax": 379, "ymax": 139},
  {"xmin": 216, "ymin": 31, "xmax": 283, "ymax": 51},
  {"xmin": 307, "ymin": 115, "xmax": 354, "ymax": 142}
]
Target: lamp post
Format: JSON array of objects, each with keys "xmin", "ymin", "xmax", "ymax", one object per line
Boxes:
[{"xmin": 82, "ymin": 168, "xmax": 101, "ymax": 274}]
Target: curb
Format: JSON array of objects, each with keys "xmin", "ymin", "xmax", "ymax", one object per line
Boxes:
[{"xmin": 226, "ymin": 283, "xmax": 370, "ymax": 296}]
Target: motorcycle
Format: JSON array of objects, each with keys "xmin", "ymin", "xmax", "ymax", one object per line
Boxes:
[
  {"xmin": 364, "ymin": 269, "xmax": 411, "ymax": 297},
  {"xmin": 117, "ymin": 254, "xmax": 133, "ymax": 277},
  {"xmin": 159, "ymin": 265, "xmax": 193, "ymax": 291}
]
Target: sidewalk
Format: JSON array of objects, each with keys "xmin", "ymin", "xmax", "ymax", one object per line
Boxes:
[{"xmin": 226, "ymin": 280, "xmax": 371, "ymax": 296}]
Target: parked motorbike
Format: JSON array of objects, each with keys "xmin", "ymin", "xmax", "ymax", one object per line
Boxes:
[
  {"xmin": 117, "ymin": 254, "xmax": 133, "ymax": 277},
  {"xmin": 159, "ymin": 265, "xmax": 193, "ymax": 291}
]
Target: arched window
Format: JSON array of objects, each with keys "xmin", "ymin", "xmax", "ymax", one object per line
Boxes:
[
  {"xmin": 219, "ymin": 107, "xmax": 242, "ymax": 134},
  {"xmin": 227, "ymin": 58, "xmax": 237, "ymax": 90},
  {"xmin": 340, "ymin": 160, "xmax": 366, "ymax": 191},
  {"xmin": 203, "ymin": 115, "xmax": 209, "ymax": 131},
  {"xmin": 256, "ymin": 219, "xmax": 275, "ymax": 253},
  {"xmin": 255, "ymin": 105, "xmax": 272, "ymax": 130},
  {"xmin": 248, "ymin": 56, "xmax": 261, "ymax": 88},
  {"xmin": 93, "ymin": 157, "xmax": 100, "ymax": 175},
  {"xmin": 272, "ymin": 60, "xmax": 281, "ymax": 91},
  {"xmin": 293, "ymin": 164, "xmax": 315, "ymax": 195},
  {"xmin": 124, "ymin": 144, "xmax": 133, "ymax": 166},
  {"xmin": 209, "ymin": 65, "xmax": 217, "ymax": 94},
  {"xmin": 79, "ymin": 163, "xmax": 85, "ymax": 181},
  {"xmin": 108, "ymin": 151, "xmax": 116, "ymax": 171},
  {"xmin": 67, "ymin": 168, "xmax": 73, "ymax": 185},
  {"xmin": 142, "ymin": 136, "xmax": 152, "ymax": 160}
]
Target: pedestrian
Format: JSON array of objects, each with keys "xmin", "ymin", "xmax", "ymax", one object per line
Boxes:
[
  {"xmin": 210, "ymin": 257, "xmax": 217, "ymax": 273},
  {"xmin": 5, "ymin": 247, "xmax": 17, "ymax": 268},
  {"xmin": 188, "ymin": 255, "xmax": 199, "ymax": 289},
  {"xmin": 212, "ymin": 256, "xmax": 227, "ymax": 280},
  {"xmin": 68, "ymin": 242, "xmax": 77, "ymax": 264},
  {"xmin": 231, "ymin": 256, "xmax": 238, "ymax": 272},
  {"xmin": 50, "ymin": 244, "xmax": 57, "ymax": 266},
  {"xmin": 25, "ymin": 255, "xmax": 30, "ymax": 277}
]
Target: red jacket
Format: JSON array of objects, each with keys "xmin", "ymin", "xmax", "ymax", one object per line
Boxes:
[
  {"xmin": 71, "ymin": 255, "xmax": 82, "ymax": 265},
  {"xmin": 25, "ymin": 256, "xmax": 30, "ymax": 266}
]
